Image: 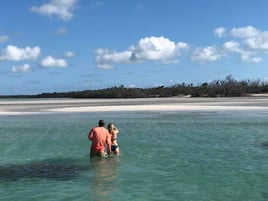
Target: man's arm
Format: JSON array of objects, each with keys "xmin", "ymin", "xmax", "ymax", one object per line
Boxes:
[
  {"xmin": 88, "ymin": 128, "xmax": 94, "ymax": 141},
  {"xmin": 106, "ymin": 133, "xmax": 112, "ymax": 155}
]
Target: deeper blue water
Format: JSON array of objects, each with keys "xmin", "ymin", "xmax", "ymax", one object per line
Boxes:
[{"xmin": 1, "ymin": 110, "xmax": 268, "ymax": 201}]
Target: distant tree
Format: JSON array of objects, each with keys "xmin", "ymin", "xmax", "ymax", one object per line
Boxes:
[{"xmin": 2, "ymin": 75, "xmax": 268, "ymax": 98}]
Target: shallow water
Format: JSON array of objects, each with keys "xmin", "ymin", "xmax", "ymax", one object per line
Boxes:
[{"xmin": 1, "ymin": 111, "xmax": 268, "ymax": 201}]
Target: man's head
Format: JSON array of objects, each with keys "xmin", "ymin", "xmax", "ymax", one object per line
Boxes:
[{"xmin": 98, "ymin": 119, "xmax": 105, "ymax": 127}]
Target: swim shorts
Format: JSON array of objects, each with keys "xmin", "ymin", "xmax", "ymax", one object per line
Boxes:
[{"xmin": 111, "ymin": 145, "xmax": 118, "ymax": 151}]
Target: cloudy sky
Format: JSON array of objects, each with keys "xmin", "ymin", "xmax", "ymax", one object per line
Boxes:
[{"xmin": 1, "ymin": 0, "xmax": 268, "ymax": 95}]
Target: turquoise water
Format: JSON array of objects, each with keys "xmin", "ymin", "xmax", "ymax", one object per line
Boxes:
[{"xmin": 1, "ymin": 111, "xmax": 268, "ymax": 201}]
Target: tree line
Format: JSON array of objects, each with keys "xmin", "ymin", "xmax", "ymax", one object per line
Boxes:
[{"xmin": 1, "ymin": 75, "xmax": 268, "ymax": 98}]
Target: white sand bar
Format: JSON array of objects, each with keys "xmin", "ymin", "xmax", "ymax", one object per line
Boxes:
[{"xmin": 1, "ymin": 97, "xmax": 268, "ymax": 115}]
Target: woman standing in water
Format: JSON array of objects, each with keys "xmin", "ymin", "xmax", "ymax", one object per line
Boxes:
[{"xmin": 108, "ymin": 123, "xmax": 120, "ymax": 155}]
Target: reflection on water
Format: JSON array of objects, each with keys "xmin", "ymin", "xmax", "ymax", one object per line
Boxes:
[
  {"xmin": 0, "ymin": 159, "xmax": 88, "ymax": 181},
  {"xmin": 89, "ymin": 157, "xmax": 119, "ymax": 201}
]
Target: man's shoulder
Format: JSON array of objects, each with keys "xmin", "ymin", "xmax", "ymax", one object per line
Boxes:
[
  {"xmin": 95, "ymin": 126, "xmax": 108, "ymax": 132},
  {"xmin": 90, "ymin": 127, "xmax": 97, "ymax": 132}
]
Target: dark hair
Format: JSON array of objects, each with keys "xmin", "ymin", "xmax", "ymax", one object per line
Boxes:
[{"xmin": 98, "ymin": 120, "xmax": 105, "ymax": 127}]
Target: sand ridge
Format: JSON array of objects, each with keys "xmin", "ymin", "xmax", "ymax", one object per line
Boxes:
[{"xmin": 1, "ymin": 97, "xmax": 268, "ymax": 115}]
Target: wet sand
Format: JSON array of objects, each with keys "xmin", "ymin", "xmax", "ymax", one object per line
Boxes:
[{"xmin": 1, "ymin": 97, "xmax": 268, "ymax": 115}]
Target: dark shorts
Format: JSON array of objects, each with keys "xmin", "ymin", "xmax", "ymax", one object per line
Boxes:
[{"xmin": 111, "ymin": 145, "xmax": 119, "ymax": 151}]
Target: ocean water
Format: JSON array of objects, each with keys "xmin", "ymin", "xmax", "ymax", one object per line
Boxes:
[{"xmin": 1, "ymin": 110, "xmax": 268, "ymax": 201}]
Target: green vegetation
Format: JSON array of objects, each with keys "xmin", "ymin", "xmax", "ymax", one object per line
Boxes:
[{"xmin": 1, "ymin": 75, "xmax": 268, "ymax": 98}]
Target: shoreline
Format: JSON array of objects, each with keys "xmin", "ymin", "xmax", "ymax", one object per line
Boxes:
[{"xmin": 1, "ymin": 97, "xmax": 268, "ymax": 115}]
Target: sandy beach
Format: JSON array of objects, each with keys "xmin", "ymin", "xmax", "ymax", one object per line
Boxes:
[{"xmin": 1, "ymin": 96, "xmax": 268, "ymax": 115}]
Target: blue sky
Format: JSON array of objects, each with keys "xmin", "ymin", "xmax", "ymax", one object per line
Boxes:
[{"xmin": 1, "ymin": 0, "xmax": 268, "ymax": 95}]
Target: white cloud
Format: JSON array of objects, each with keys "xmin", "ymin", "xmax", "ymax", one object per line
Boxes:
[
  {"xmin": 213, "ymin": 26, "xmax": 268, "ymax": 63},
  {"xmin": 95, "ymin": 36, "xmax": 189, "ymax": 69},
  {"xmin": 65, "ymin": 51, "xmax": 75, "ymax": 57},
  {"xmin": 0, "ymin": 35, "xmax": 9, "ymax": 43},
  {"xmin": 176, "ymin": 42, "xmax": 189, "ymax": 50},
  {"xmin": 56, "ymin": 27, "xmax": 68, "ymax": 35},
  {"xmin": 230, "ymin": 26, "xmax": 259, "ymax": 38},
  {"xmin": 191, "ymin": 46, "xmax": 222, "ymax": 63},
  {"xmin": 228, "ymin": 26, "xmax": 268, "ymax": 55},
  {"xmin": 11, "ymin": 64, "xmax": 31, "ymax": 73},
  {"xmin": 95, "ymin": 49, "xmax": 132, "ymax": 69},
  {"xmin": 0, "ymin": 45, "xmax": 41, "ymax": 61},
  {"xmin": 31, "ymin": 0, "xmax": 77, "ymax": 21},
  {"xmin": 214, "ymin": 27, "xmax": 226, "ymax": 38},
  {"xmin": 94, "ymin": 27, "xmax": 268, "ymax": 67},
  {"xmin": 245, "ymin": 35, "xmax": 268, "ymax": 51},
  {"xmin": 130, "ymin": 36, "xmax": 178, "ymax": 61},
  {"xmin": 41, "ymin": 56, "xmax": 68, "ymax": 67},
  {"xmin": 223, "ymin": 40, "xmax": 263, "ymax": 63},
  {"xmin": 223, "ymin": 40, "xmax": 241, "ymax": 52},
  {"xmin": 240, "ymin": 54, "xmax": 262, "ymax": 63}
]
